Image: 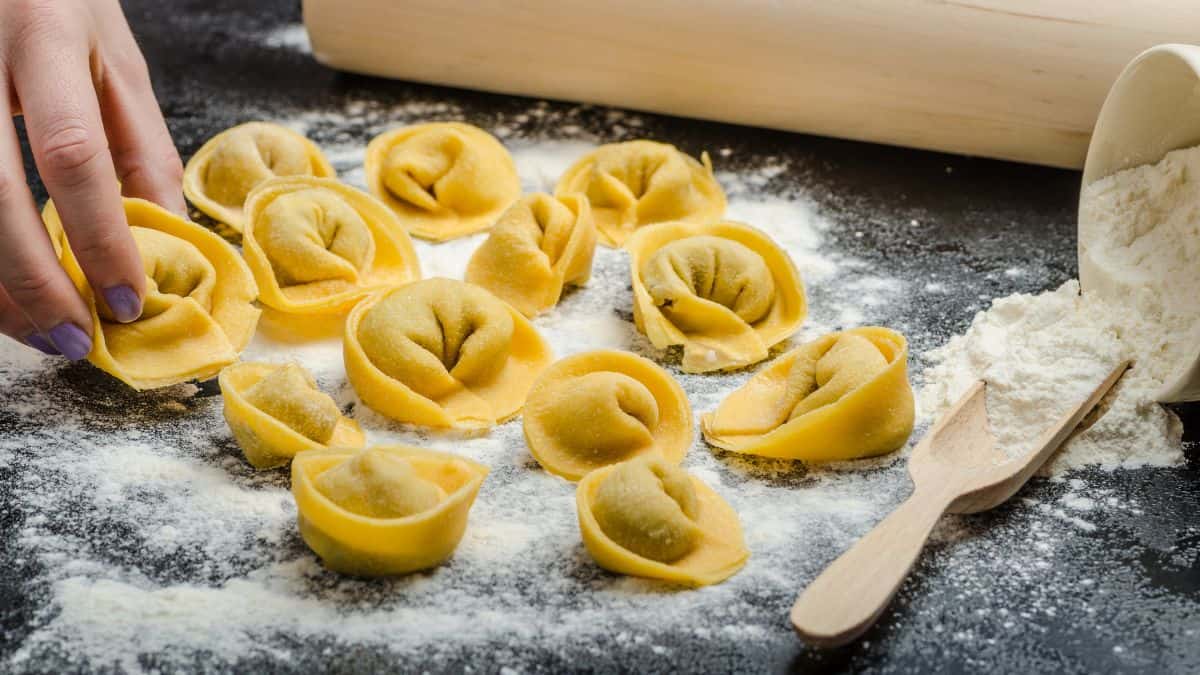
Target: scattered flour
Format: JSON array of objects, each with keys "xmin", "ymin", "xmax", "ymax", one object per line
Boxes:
[
  {"xmin": 921, "ymin": 145, "xmax": 1200, "ymax": 474},
  {"xmin": 5, "ymin": 99, "xmax": 1193, "ymax": 673},
  {"xmin": 3, "ymin": 115, "xmax": 919, "ymax": 671},
  {"xmin": 259, "ymin": 24, "xmax": 311, "ymax": 53}
]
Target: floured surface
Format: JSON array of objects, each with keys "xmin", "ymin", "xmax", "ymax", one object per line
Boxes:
[
  {"xmin": 3, "ymin": 126, "xmax": 922, "ymax": 672},
  {"xmin": 1, "ymin": 3, "xmax": 1197, "ymax": 673}
]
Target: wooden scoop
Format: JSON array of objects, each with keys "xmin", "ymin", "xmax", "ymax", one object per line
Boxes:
[{"xmin": 790, "ymin": 360, "xmax": 1131, "ymax": 648}]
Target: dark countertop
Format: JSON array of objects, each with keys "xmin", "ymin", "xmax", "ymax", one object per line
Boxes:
[{"xmin": 1, "ymin": 1, "xmax": 1197, "ymax": 673}]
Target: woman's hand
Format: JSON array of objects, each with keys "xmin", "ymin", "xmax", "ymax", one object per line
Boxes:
[{"xmin": 0, "ymin": 0, "xmax": 184, "ymax": 360}]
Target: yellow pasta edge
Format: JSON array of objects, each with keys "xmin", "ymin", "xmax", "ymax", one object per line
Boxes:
[
  {"xmin": 522, "ymin": 349, "xmax": 693, "ymax": 481},
  {"xmin": 292, "ymin": 445, "xmax": 488, "ymax": 576},
  {"xmin": 48, "ymin": 198, "xmax": 261, "ymax": 390},
  {"xmin": 554, "ymin": 140, "xmax": 726, "ymax": 248},
  {"xmin": 576, "ymin": 464, "xmax": 748, "ymax": 587},
  {"xmin": 701, "ymin": 326, "xmax": 915, "ymax": 461},
  {"xmin": 219, "ymin": 362, "xmax": 365, "ymax": 470},
  {"xmin": 464, "ymin": 193, "xmax": 597, "ymax": 318},
  {"xmin": 183, "ymin": 121, "xmax": 335, "ymax": 233},
  {"xmin": 363, "ymin": 122, "xmax": 520, "ymax": 241},
  {"xmin": 343, "ymin": 282, "xmax": 554, "ymax": 429},
  {"xmin": 626, "ymin": 219, "xmax": 807, "ymax": 373},
  {"xmin": 242, "ymin": 176, "xmax": 422, "ymax": 315}
]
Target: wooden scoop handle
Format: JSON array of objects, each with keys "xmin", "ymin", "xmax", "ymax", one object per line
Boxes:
[{"xmin": 790, "ymin": 487, "xmax": 952, "ymax": 647}]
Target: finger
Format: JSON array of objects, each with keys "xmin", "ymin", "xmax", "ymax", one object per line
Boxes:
[
  {"xmin": 12, "ymin": 19, "xmax": 145, "ymax": 325},
  {"xmin": 0, "ymin": 285, "xmax": 59, "ymax": 356},
  {"xmin": 94, "ymin": 9, "xmax": 185, "ymax": 214},
  {"xmin": 0, "ymin": 93, "xmax": 92, "ymax": 360}
]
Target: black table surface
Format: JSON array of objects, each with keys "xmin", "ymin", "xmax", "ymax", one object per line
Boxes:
[{"xmin": 1, "ymin": 1, "xmax": 1197, "ymax": 673}]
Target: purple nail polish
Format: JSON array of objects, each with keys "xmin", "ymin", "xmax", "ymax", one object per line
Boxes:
[
  {"xmin": 25, "ymin": 334, "xmax": 60, "ymax": 356},
  {"xmin": 48, "ymin": 323, "xmax": 93, "ymax": 362},
  {"xmin": 102, "ymin": 285, "xmax": 143, "ymax": 323}
]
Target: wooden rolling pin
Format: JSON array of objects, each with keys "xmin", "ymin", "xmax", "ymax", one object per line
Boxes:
[{"xmin": 302, "ymin": 0, "xmax": 1200, "ymax": 168}]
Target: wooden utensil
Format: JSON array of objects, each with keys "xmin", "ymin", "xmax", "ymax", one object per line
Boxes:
[
  {"xmin": 790, "ymin": 360, "xmax": 1131, "ymax": 648},
  {"xmin": 303, "ymin": 1, "xmax": 1200, "ymax": 168}
]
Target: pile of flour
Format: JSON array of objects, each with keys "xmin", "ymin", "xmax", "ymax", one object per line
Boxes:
[{"xmin": 921, "ymin": 145, "xmax": 1200, "ymax": 474}]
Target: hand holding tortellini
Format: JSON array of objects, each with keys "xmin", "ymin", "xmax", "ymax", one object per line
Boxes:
[
  {"xmin": 555, "ymin": 140, "xmax": 726, "ymax": 247},
  {"xmin": 702, "ymin": 327, "xmax": 915, "ymax": 461},
  {"xmin": 184, "ymin": 122, "xmax": 335, "ymax": 233},
  {"xmin": 44, "ymin": 198, "xmax": 260, "ymax": 390},
  {"xmin": 628, "ymin": 220, "xmax": 806, "ymax": 373},
  {"xmin": 365, "ymin": 122, "xmax": 520, "ymax": 241}
]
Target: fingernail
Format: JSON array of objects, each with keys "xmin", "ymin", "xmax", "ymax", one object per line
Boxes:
[
  {"xmin": 25, "ymin": 334, "xmax": 60, "ymax": 356},
  {"xmin": 48, "ymin": 323, "xmax": 93, "ymax": 362},
  {"xmin": 102, "ymin": 285, "xmax": 142, "ymax": 323}
]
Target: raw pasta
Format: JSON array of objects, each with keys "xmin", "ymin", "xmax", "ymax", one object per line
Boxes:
[
  {"xmin": 464, "ymin": 193, "xmax": 597, "ymax": 317},
  {"xmin": 220, "ymin": 362, "xmax": 365, "ymax": 469},
  {"xmin": 242, "ymin": 177, "xmax": 421, "ymax": 315},
  {"xmin": 44, "ymin": 198, "xmax": 259, "ymax": 390},
  {"xmin": 702, "ymin": 327, "xmax": 915, "ymax": 461},
  {"xmin": 292, "ymin": 445, "xmax": 488, "ymax": 577},
  {"xmin": 555, "ymin": 140, "xmax": 726, "ymax": 247},
  {"xmin": 628, "ymin": 220, "xmax": 806, "ymax": 373},
  {"xmin": 183, "ymin": 122, "xmax": 334, "ymax": 233},
  {"xmin": 364, "ymin": 122, "xmax": 520, "ymax": 241},
  {"xmin": 344, "ymin": 278, "xmax": 553, "ymax": 429},
  {"xmin": 523, "ymin": 350, "xmax": 691, "ymax": 481},
  {"xmin": 576, "ymin": 456, "xmax": 748, "ymax": 587}
]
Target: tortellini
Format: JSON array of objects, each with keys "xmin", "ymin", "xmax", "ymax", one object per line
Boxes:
[
  {"xmin": 464, "ymin": 193, "xmax": 597, "ymax": 317},
  {"xmin": 628, "ymin": 221, "xmax": 806, "ymax": 373},
  {"xmin": 344, "ymin": 278, "xmax": 554, "ymax": 429},
  {"xmin": 45, "ymin": 198, "xmax": 260, "ymax": 390},
  {"xmin": 702, "ymin": 327, "xmax": 915, "ymax": 461},
  {"xmin": 292, "ymin": 445, "xmax": 488, "ymax": 577},
  {"xmin": 555, "ymin": 140, "xmax": 726, "ymax": 247},
  {"xmin": 183, "ymin": 122, "xmax": 335, "ymax": 233},
  {"xmin": 220, "ymin": 362, "xmax": 365, "ymax": 469},
  {"xmin": 576, "ymin": 456, "xmax": 748, "ymax": 587},
  {"xmin": 523, "ymin": 350, "xmax": 692, "ymax": 481},
  {"xmin": 364, "ymin": 122, "xmax": 520, "ymax": 241},
  {"xmin": 241, "ymin": 177, "xmax": 421, "ymax": 315}
]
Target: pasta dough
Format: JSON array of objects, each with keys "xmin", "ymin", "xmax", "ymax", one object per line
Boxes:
[
  {"xmin": 576, "ymin": 456, "xmax": 748, "ymax": 587},
  {"xmin": 628, "ymin": 221, "xmax": 806, "ymax": 373},
  {"xmin": 364, "ymin": 122, "xmax": 520, "ymax": 241},
  {"xmin": 220, "ymin": 362, "xmax": 365, "ymax": 469},
  {"xmin": 555, "ymin": 140, "xmax": 726, "ymax": 247},
  {"xmin": 292, "ymin": 445, "xmax": 488, "ymax": 577},
  {"xmin": 183, "ymin": 122, "xmax": 334, "ymax": 233},
  {"xmin": 702, "ymin": 327, "xmax": 915, "ymax": 461},
  {"xmin": 344, "ymin": 278, "xmax": 554, "ymax": 429},
  {"xmin": 242, "ymin": 177, "xmax": 421, "ymax": 315},
  {"xmin": 523, "ymin": 350, "xmax": 692, "ymax": 481},
  {"xmin": 44, "ymin": 198, "xmax": 260, "ymax": 390},
  {"xmin": 464, "ymin": 193, "xmax": 597, "ymax": 317}
]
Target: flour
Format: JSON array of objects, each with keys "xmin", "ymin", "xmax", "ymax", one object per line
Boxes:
[
  {"xmin": 920, "ymin": 145, "xmax": 1200, "ymax": 474},
  {"xmin": 4, "ymin": 117, "xmax": 924, "ymax": 672},
  {"xmin": 258, "ymin": 23, "xmax": 311, "ymax": 54}
]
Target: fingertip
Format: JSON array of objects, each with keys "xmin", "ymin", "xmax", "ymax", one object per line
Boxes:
[
  {"xmin": 48, "ymin": 322, "xmax": 93, "ymax": 362},
  {"xmin": 101, "ymin": 283, "xmax": 142, "ymax": 323},
  {"xmin": 25, "ymin": 333, "xmax": 61, "ymax": 356}
]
